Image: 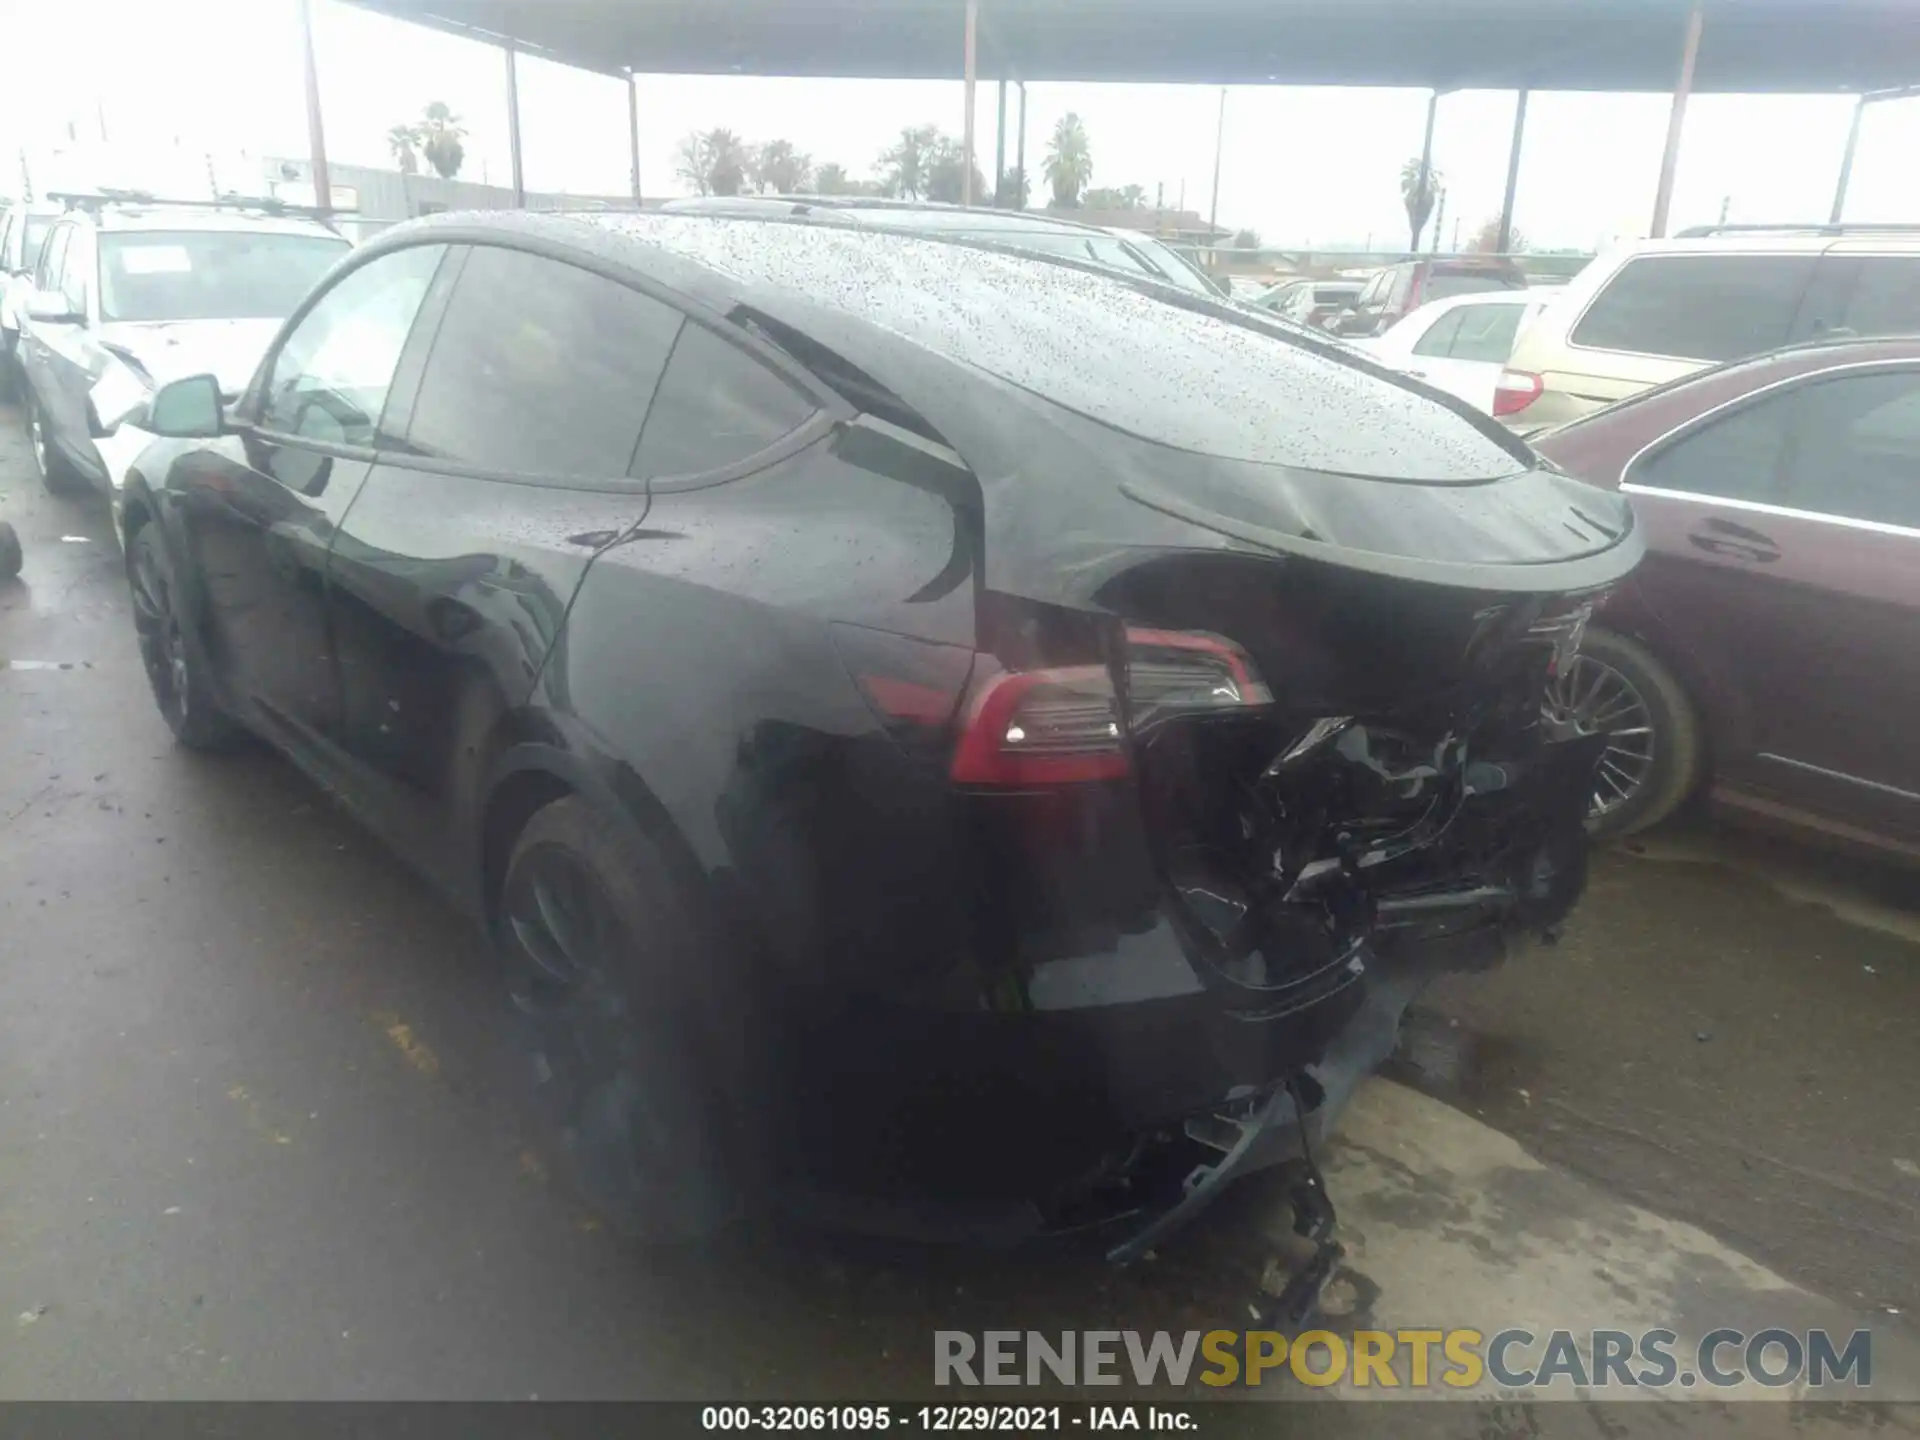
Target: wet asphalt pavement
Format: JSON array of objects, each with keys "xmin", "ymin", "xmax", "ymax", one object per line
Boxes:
[{"xmin": 2, "ymin": 397, "xmax": 1917, "ymax": 1417}]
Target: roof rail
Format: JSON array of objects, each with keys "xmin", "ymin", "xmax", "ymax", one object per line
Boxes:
[
  {"xmin": 1674, "ymin": 221, "xmax": 1920, "ymax": 239},
  {"xmin": 45, "ymin": 189, "xmax": 344, "ymax": 227}
]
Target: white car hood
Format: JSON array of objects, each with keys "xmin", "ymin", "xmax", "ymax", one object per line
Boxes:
[{"xmin": 100, "ymin": 318, "xmax": 282, "ymax": 396}]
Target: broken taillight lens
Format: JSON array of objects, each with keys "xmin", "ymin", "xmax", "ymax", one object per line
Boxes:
[
  {"xmin": 1125, "ymin": 627, "xmax": 1273, "ymax": 726},
  {"xmin": 949, "ymin": 629, "xmax": 1272, "ymax": 786}
]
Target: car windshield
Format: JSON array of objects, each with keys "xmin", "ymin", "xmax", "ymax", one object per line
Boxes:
[
  {"xmin": 1424, "ymin": 272, "xmax": 1524, "ymax": 301},
  {"xmin": 22, "ymin": 216, "xmax": 55, "ymax": 271},
  {"xmin": 1122, "ymin": 235, "xmax": 1222, "ymax": 297},
  {"xmin": 98, "ymin": 230, "xmax": 349, "ymax": 323}
]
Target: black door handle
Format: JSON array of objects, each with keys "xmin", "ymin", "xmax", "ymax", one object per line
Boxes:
[{"xmin": 1688, "ymin": 517, "xmax": 1780, "ymax": 564}]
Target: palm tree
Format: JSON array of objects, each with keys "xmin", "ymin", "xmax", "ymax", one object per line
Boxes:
[
  {"xmin": 878, "ymin": 125, "xmax": 939, "ymax": 201},
  {"xmin": 1118, "ymin": 183, "xmax": 1147, "ymax": 209},
  {"xmin": 1044, "ymin": 114, "xmax": 1093, "ymax": 208},
  {"xmin": 1400, "ymin": 156, "xmax": 1443, "ymax": 251},
  {"xmin": 751, "ymin": 139, "xmax": 812, "ymax": 196},
  {"xmin": 419, "ymin": 101, "xmax": 467, "ymax": 180},
  {"xmin": 387, "ymin": 123, "xmax": 422, "ymax": 176},
  {"xmin": 703, "ymin": 128, "xmax": 750, "ymax": 197}
]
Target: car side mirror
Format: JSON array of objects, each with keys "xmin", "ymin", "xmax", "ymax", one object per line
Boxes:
[
  {"xmin": 149, "ymin": 374, "xmax": 226, "ymax": 439},
  {"xmin": 25, "ymin": 288, "xmax": 81, "ymax": 323}
]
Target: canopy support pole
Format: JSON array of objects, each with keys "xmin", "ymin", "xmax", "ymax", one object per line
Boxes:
[
  {"xmin": 1496, "ymin": 88, "xmax": 1528, "ymax": 253},
  {"xmin": 995, "ymin": 78, "xmax": 1008, "ymax": 202},
  {"xmin": 298, "ymin": 0, "xmax": 332, "ymax": 217},
  {"xmin": 1412, "ymin": 89, "xmax": 1439, "ymax": 251},
  {"xmin": 505, "ymin": 43, "xmax": 526, "ymax": 207},
  {"xmin": 962, "ymin": 1, "xmax": 979, "ymax": 206},
  {"xmin": 628, "ymin": 70, "xmax": 643, "ymax": 204},
  {"xmin": 1650, "ymin": 2, "xmax": 1704, "ymax": 238},
  {"xmin": 1016, "ymin": 81, "xmax": 1028, "ymax": 203},
  {"xmin": 1830, "ymin": 93, "xmax": 1868, "ymax": 224}
]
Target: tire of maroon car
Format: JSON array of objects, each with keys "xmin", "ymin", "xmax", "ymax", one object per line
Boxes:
[{"xmin": 1581, "ymin": 627, "xmax": 1703, "ymax": 840}]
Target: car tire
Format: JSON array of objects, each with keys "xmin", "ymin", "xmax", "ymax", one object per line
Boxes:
[
  {"xmin": 1555, "ymin": 626, "xmax": 1702, "ymax": 840},
  {"xmin": 500, "ymin": 795, "xmax": 742, "ymax": 1244},
  {"xmin": 126, "ymin": 522, "xmax": 244, "ymax": 752},
  {"xmin": 24, "ymin": 391, "xmax": 84, "ymax": 495},
  {"xmin": 0, "ymin": 521, "xmax": 20, "ymax": 580}
]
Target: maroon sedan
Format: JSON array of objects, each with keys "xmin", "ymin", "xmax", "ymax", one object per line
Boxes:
[{"xmin": 1531, "ymin": 337, "xmax": 1920, "ymax": 857}]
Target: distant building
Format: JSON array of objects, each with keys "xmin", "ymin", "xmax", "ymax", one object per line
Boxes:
[
  {"xmin": 261, "ymin": 157, "xmax": 638, "ymax": 243},
  {"xmin": 1044, "ymin": 206, "xmax": 1230, "ymax": 244}
]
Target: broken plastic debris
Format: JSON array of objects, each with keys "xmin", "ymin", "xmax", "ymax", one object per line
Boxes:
[{"xmin": 60, "ymin": 535, "xmax": 91, "ymax": 543}]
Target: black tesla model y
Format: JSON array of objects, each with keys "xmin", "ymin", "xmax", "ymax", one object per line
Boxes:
[{"xmin": 120, "ymin": 212, "xmax": 1639, "ymax": 1254}]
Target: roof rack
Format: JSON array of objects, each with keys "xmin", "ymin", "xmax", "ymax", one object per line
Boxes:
[
  {"xmin": 1674, "ymin": 221, "xmax": 1920, "ymax": 239},
  {"xmin": 45, "ymin": 190, "xmax": 343, "ymax": 226}
]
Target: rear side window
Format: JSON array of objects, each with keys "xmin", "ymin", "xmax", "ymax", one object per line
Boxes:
[
  {"xmin": 631, "ymin": 322, "xmax": 816, "ymax": 480},
  {"xmin": 1410, "ymin": 310, "xmax": 1465, "ymax": 357},
  {"xmin": 1779, "ymin": 370, "xmax": 1920, "ymax": 529},
  {"xmin": 1570, "ymin": 253, "xmax": 1815, "ymax": 362},
  {"xmin": 1446, "ymin": 303, "xmax": 1524, "ymax": 363},
  {"xmin": 406, "ymin": 246, "xmax": 683, "ymax": 480},
  {"xmin": 1631, "ymin": 390, "xmax": 1795, "ymax": 506},
  {"xmin": 1837, "ymin": 257, "xmax": 1920, "ymax": 339}
]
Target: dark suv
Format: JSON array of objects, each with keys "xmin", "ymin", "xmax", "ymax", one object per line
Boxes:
[
  {"xmin": 122, "ymin": 211, "xmax": 1636, "ymax": 1249},
  {"xmin": 1330, "ymin": 258, "xmax": 1527, "ymax": 338}
]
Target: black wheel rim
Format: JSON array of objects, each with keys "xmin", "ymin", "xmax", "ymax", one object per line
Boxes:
[
  {"xmin": 1545, "ymin": 655, "xmax": 1656, "ymax": 818},
  {"xmin": 129, "ymin": 541, "xmax": 191, "ymax": 725},
  {"xmin": 503, "ymin": 844, "xmax": 715, "ymax": 1232}
]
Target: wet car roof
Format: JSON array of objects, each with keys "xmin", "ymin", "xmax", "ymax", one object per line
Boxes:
[{"xmin": 448, "ymin": 211, "xmax": 1520, "ymax": 483}]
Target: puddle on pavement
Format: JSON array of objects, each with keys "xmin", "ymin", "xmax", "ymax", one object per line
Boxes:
[{"xmin": 1383, "ymin": 1005, "xmax": 1536, "ymax": 1110}]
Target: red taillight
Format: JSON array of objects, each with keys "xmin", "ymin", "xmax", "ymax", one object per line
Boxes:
[
  {"xmin": 948, "ymin": 629, "xmax": 1272, "ymax": 787},
  {"xmin": 1494, "ymin": 368, "xmax": 1544, "ymax": 417},
  {"xmin": 949, "ymin": 665, "xmax": 1129, "ymax": 786}
]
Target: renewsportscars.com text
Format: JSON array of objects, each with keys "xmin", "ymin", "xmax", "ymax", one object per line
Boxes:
[{"xmin": 934, "ymin": 1328, "xmax": 1873, "ymax": 1391}]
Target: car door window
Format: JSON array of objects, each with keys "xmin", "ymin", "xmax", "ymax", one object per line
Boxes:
[
  {"xmin": 1836, "ymin": 257, "xmax": 1920, "ymax": 339},
  {"xmin": 59, "ymin": 228, "xmax": 92, "ymax": 317},
  {"xmin": 1410, "ymin": 310, "xmax": 1465, "ymax": 358},
  {"xmin": 1777, "ymin": 370, "xmax": 1920, "ymax": 530},
  {"xmin": 1570, "ymin": 254, "xmax": 1816, "ymax": 362},
  {"xmin": 260, "ymin": 243, "xmax": 448, "ymax": 448},
  {"xmin": 405, "ymin": 245, "xmax": 683, "ymax": 480},
  {"xmin": 1446, "ymin": 303, "xmax": 1524, "ymax": 363},
  {"xmin": 36, "ymin": 223, "xmax": 70, "ymax": 292},
  {"xmin": 1632, "ymin": 391, "xmax": 1796, "ymax": 506},
  {"xmin": 630, "ymin": 322, "xmax": 817, "ymax": 480}
]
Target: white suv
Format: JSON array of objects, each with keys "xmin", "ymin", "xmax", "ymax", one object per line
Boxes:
[
  {"xmin": 1498, "ymin": 225, "xmax": 1920, "ymax": 433},
  {"xmin": 16, "ymin": 196, "xmax": 349, "ymax": 524}
]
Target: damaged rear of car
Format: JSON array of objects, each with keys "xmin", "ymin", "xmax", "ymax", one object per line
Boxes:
[{"xmin": 546, "ymin": 215, "xmax": 1643, "ymax": 1262}]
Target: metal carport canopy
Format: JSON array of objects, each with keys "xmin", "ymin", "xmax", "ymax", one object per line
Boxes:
[{"xmin": 345, "ymin": 0, "xmax": 1919, "ymax": 91}]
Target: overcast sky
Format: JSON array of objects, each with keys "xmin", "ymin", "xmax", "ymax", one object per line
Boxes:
[{"xmin": 6, "ymin": 0, "xmax": 1918, "ymax": 250}]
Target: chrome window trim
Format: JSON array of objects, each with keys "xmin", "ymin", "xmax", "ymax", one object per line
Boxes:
[{"xmin": 1618, "ymin": 356, "xmax": 1920, "ymax": 533}]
